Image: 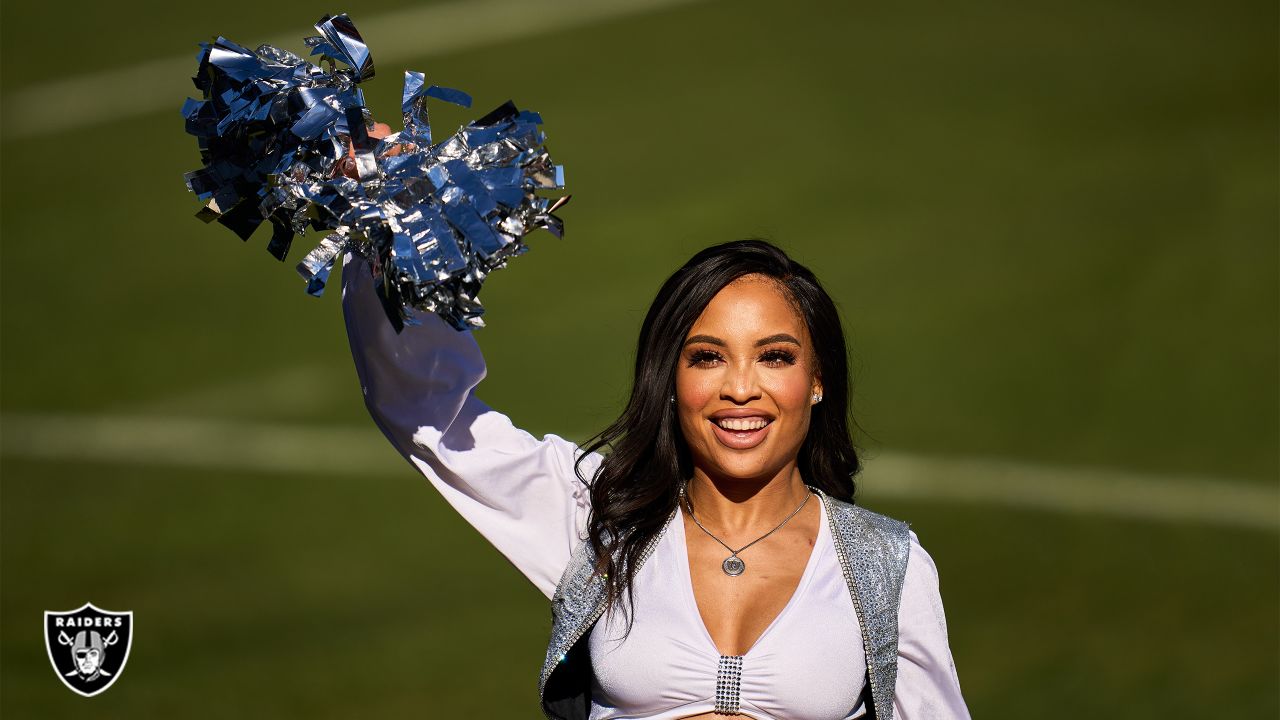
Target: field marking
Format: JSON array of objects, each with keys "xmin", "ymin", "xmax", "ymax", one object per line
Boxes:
[
  {"xmin": 855, "ymin": 452, "xmax": 1279, "ymax": 532},
  {"xmin": 123, "ymin": 365, "xmax": 347, "ymax": 416},
  {"xmin": 3, "ymin": 412, "xmax": 1275, "ymax": 532},
  {"xmin": 1, "ymin": 0, "xmax": 708, "ymax": 139}
]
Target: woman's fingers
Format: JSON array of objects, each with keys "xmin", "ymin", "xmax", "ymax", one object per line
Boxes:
[{"xmin": 334, "ymin": 121, "xmax": 397, "ymax": 178}]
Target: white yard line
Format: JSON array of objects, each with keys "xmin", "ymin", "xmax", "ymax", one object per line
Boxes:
[
  {"xmin": 855, "ymin": 452, "xmax": 1278, "ymax": 532},
  {"xmin": 3, "ymin": 412, "xmax": 1275, "ymax": 531},
  {"xmin": 1, "ymin": 0, "xmax": 709, "ymax": 139}
]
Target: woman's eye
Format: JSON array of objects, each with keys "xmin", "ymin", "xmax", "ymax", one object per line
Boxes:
[
  {"xmin": 759, "ymin": 349, "xmax": 797, "ymax": 367},
  {"xmin": 687, "ymin": 350, "xmax": 722, "ymax": 367}
]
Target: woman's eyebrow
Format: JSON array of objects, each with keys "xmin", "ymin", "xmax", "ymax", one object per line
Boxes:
[
  {"xmin": 684, "ymin": 333, "xmax": 802, "ymax": 347},
  {"xmin": 755, "ymin": 333, "xmax": 801, "ymax": 347},
  {"xmin": 684, "ymin": 334, "xmax": 725, "ymax": 347}
]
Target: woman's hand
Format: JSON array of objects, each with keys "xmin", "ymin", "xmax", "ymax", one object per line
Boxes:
[{"xmin": 334, "ymin": 121, "xmax": 395, "ymax": 179}]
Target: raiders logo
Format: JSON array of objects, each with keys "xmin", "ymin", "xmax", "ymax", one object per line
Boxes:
[{"xmin": 44, "ymin": 602, "xmax": 133, "ymax": 697}]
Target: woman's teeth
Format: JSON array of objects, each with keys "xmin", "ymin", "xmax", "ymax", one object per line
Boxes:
[{"xmin": 715, "ymin": 417, "xmax": 769, "ymax": 431}]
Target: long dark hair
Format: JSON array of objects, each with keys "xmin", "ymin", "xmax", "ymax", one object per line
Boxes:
[{"xmin": 575, "ymin": 239, "xmax": 862, "ymax": 617}]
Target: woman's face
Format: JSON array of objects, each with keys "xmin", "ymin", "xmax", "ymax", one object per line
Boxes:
[{"xmin": 675, "ymin": 274, "xmax": 822, "ymax": 485}]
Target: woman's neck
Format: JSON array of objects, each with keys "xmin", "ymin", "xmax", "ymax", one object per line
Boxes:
[{"xmin": 683, "ymin": 465, "xmax": 811, "ymax": 534}]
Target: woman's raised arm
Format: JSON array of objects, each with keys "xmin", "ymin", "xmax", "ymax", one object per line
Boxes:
[{"xmin": 341, "ymin": 252, "xmax": 596, "ymax": 599}]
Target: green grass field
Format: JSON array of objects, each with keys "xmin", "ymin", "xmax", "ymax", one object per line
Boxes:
[{"xmin": 2, "ymin": 0, "xmax": 1276, "ymax": 717}]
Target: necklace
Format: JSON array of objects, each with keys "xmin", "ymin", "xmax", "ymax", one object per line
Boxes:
[{"xmin": 679, "ymin": 484, "xmax": 813, "ymax": 577}]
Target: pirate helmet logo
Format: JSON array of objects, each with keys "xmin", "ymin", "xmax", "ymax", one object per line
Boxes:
[{"xmin": 44, "ymin": 602, "xmax": 133, "ymax": 697}]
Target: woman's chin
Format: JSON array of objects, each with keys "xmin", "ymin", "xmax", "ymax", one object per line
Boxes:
[{"xmin": 697, "ymin": 455, "xmax": 789, "ymax": 486}]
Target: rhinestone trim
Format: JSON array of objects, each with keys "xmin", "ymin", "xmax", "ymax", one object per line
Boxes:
[
  {"xmin": 540, "ymin": 509, "xmax": 677, "ymax": 696},
  {"xmin": 713, "ymin": 654, "xmax": 744, "ymax": 714},
  {"xmin": 815, "ymin": 488, "xmax": 912, "ymax": 720}
]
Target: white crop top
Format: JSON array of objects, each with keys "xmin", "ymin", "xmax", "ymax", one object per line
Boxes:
[
  {"xmin": 340, "ymin": 253, "xmax": 971, "ymax": 719},
  {"xmin": 588, "ymin": 498, "xmax": 869, "ymax": 719}
]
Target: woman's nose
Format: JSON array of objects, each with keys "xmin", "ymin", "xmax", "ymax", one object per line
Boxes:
[{"xmin": 720, "ymin": 363, "xmax": 761, "ymax": 403}]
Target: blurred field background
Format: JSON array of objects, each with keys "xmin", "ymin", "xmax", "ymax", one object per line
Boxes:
[{"xmin": 2, "ymin": 0, "xmax": 1276, "ymax": 717}]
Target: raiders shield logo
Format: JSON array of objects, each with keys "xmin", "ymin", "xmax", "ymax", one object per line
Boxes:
[{"xmin": 44, "ymin": 602, "xmax": 133, "ymax": 697}]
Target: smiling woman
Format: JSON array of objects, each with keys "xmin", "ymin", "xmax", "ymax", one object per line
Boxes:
[
  {"xmin": 678, "ymin": 279, "xmax": 822, "ymax": 478},
  {"xmin": 342, "ymin": 239, "xmax": 970, "ymax": 719}
]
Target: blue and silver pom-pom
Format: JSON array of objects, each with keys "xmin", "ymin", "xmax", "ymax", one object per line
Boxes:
[{"xmin": 182, "ymin": 13, "xmax": 568, "ymax": 331}]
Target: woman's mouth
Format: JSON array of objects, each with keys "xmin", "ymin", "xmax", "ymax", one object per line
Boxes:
[{"xmin": 709, "ymin": 416, "xmax": 774, "ymax": 449}]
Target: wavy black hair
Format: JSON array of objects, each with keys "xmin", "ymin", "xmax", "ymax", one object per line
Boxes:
[{"xmin": 575, "ymin": 239, "xmax": 862, "ymax": 617}]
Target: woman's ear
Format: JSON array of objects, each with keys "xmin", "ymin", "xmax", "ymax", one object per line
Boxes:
[{"xmin": 811, "ymin": 378, "xmax": 824, "ymax": 405}]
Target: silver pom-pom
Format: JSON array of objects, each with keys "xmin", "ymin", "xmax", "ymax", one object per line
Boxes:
[{"xmin": 183, "ymin": 13, "xmax": 568, "ymax": 331}]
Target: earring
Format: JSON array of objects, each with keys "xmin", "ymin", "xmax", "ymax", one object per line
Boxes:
[
  {"xmin": 812, "ymin": 392, "xmax": 822, "ymax": 404},
  {"xmin": 670, "ymin": 394, "xmax": 676, "ymax": 405}
]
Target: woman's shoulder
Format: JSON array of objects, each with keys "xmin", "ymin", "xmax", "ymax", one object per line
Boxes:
[
  {"xmin": 822, "ymin": 496, "xmax": 940, "ymax": 583},
  {"xmin": 818, "ymin": 493, "xmax": 912, "ymax": 577},
  {"xmin": 821, "ymin": 492, "xmax": 912, "ymax": 539},
  {"xmin": 824, "ymin": 495, "xmax": 941, "ymax": 592}
]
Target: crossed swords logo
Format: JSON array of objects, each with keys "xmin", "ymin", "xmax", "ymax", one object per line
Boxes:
[{"xmin": 55, "ymin": 628, "xmax": 120, "ymax": 682}]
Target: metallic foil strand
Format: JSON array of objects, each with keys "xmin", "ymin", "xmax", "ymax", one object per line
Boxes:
[{"xmin": 182, "ymin": 12, "xmax": 568, "ymax": 331}]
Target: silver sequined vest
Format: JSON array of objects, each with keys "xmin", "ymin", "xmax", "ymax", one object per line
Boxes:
[{"xmin": 538, "ymin": 487, "xmax": 912, "ymax": 720}]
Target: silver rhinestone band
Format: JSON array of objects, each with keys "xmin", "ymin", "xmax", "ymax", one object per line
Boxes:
[{"xmin": 714, "ymin": 654, "xmax": 744, "ymax": 714}]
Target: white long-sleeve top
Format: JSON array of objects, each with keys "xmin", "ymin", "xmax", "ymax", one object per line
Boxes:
[{"xmin": 341, "ymin": 254, "xmax": 971, "ymax": 719}]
